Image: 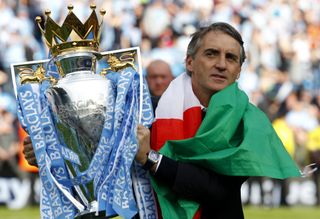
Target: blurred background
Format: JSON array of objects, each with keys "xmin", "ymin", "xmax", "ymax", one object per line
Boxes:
[{"xmin": 0, "ymin": 0, "xmax": 320, "ymax": 218}]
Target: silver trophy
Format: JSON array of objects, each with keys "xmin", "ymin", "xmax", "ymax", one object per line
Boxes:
[
  {"xmin": 45, "ymin": 51, "xmax": 112, "ymax": 217},
  {"xmin": 11, "ymin": 4, "xmax": 146, "ymax": 218}
]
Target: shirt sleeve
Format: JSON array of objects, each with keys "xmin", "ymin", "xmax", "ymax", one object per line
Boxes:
[{"xmin": 153, "ymin": 155, "xmax": 248, "ymax": 203}]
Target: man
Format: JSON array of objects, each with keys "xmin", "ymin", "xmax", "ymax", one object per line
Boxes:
[
  {"xmin": 24, "ymin": 22, "xmax": 300, "ymax": 219},
  {"xmin": 135, "ymin": 22, "xmax": 300, "ymax": 219},
  {"xmin": 145, "ymin": 59, "xmax": 174, "ymax": 111}
]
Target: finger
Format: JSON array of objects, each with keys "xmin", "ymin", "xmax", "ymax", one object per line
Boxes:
[
  {"xmin": 23, "ymin": 143, "xmax": 34, "ymax": 154},
  {"xmin": 137, "ymin": 124, "xmax": 147, "ymax": 131},
  {"xmin": 137, "ymin": 125, "xmax": 143, "ymax": 134},
  {"xmin": 28, "ymin": 157, "xmax": 38, "ymax": 167},
  {"xmin": 23, "ymin": 136, "xmax": 31, "ymax": 144},
  {"xmin": 137, "ymin": 126, "xmax": 145, "ymax": 136},
  {"xmin": 24, "ymin": 150, "xmax": 36, "ymax": 158},
  {"xmin": 137, "ymin": 125, "xmax": 148, "ymax": 133}
]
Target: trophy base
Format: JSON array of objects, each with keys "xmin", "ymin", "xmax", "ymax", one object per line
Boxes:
[
  {"xmin": 75, "ymin": 211, "xmax": 119, "ymax": 219},
  {"xmin": 74, "ymin": 201, "xmax": 119, "ymax": 219}
]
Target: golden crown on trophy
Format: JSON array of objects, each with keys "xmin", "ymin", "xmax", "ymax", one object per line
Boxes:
[{"xmin": 35, "ymin": 4, "xmax": 106, "ymax": 57}]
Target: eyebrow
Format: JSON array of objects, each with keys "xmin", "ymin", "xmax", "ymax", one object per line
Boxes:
[
  {"xmin": 226, "ymin": 52, "xmax": 239, "ymax": 61},
  {"xmin": 204, "ymin": 48, "xmax": 239, "ymax": 60},
  {"xmin": 204, "ymin": 48, "xmax": 218, "ymax": 53}
]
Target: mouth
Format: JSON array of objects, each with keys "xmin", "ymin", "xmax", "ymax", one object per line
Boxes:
[{"xmin": 210, "ymin": 73, "xmax": 227, "ymax": 81}]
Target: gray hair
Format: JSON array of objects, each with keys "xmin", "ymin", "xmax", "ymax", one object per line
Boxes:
[{"xmin": 186, "ymin": 22, "xmax": 246, "ymax": 75}]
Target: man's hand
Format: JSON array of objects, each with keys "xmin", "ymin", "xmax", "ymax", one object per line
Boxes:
[
  {"xmin": 23, "ymin": 136, "xmax": 38, "ymax": 167},
  {"xmin": 135, "ymin": 124, "xmax": 151, "ymax": 165}
]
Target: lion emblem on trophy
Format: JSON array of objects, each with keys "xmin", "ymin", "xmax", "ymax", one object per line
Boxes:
[
  {"xmin": 18, "ymin": 64, "xmax": 56, "ymax": 84},
  {"xmin": 101, "ymin": 52, "xmax": 137, "ymax": 75}
]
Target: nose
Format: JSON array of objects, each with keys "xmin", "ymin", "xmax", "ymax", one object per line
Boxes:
[
  {"xmin": 215, "ymin": 55, "xmax": 226, "ymax": 70},
  {"xmin": 155, "ymin": 77, "xmax": 164, "ymax": 86}
]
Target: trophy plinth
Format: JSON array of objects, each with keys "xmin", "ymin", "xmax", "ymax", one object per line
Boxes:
[{"xmin": 73, "ymin": 201, "xmax": 113, "ymax": 219}]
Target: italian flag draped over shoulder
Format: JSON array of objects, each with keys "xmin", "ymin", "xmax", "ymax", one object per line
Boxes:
[{"xmin": 150, "ymin": 73, "xmax": 301, "ymax": 219}]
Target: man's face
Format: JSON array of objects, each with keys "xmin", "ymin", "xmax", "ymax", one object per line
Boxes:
[
  {"xmin": 186, "ymin": 31, "xmax": 242, "ymax": 101},
  {"xmin": 146, "ymin": 62, "xmax": 173, "ymax": 97}
]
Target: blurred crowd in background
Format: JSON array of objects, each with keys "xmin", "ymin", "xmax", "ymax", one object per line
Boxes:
[{"xmin": 0, "ymin": 0, "xmax": 320, "ymax": 208}]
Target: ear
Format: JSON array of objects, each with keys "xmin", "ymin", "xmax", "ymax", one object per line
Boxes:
[
  {"xmin": 186, "ymin": 56, "xmax": 193, "ymax": 73},
  {"xmin": 236, "ymin": 72, "xmax": 241, "ymax": 79}
]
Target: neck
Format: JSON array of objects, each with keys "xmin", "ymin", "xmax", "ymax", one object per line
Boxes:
[
  {"xmin": 196, "ymin": 94, "xmax": 211, "ymax": 108},
  {"xmin": 191, "ymin": 83, "xmax": 213, "ymax": 108}
]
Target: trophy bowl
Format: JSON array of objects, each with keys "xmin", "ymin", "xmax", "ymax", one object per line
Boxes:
[{"xmin": 45, "ymin": 52, "xmax": 113, "ymax": 217}]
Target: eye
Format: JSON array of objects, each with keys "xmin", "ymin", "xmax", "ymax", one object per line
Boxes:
[
  {"xmin": 205, "ymin": 49, "xmax": 219, "ymax": 57},
  {"xmin": 226, "ymin": 53, "xmax": 239, "ymax": 62}
]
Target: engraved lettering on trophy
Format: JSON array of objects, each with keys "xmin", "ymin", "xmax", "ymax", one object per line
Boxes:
[{"xmin": 57, "ymin": 104, "xmax": 77, "ymax": 120}]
